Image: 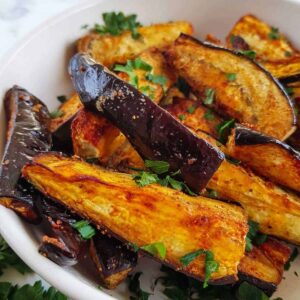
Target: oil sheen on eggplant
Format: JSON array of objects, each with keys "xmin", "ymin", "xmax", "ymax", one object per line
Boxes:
[
  {"xmin": 0, "ymin": 86, "xmax": 52, "ymax": 223},
  {"xmin": 68, "ymin": 53, "xmax": 224, "ymax": 192}
]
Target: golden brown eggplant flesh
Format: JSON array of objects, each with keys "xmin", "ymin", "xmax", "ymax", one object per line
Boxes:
[
  {"xmin": 226, "ymin": 14, "xmax": 298, "ymax": 61},
  {"xmin": 22, "ymin": 153, "xmax": 248, "ymax": 285},
  {"xmin": 238, "ymin": 238, "xmax": 291, "ymax": 296},
  {"xmin": 165, "ymin": 34, "xmax": 296, "ymax": 140},
  {"xmin": 226, "ymin": 125, "xmax": 300, "ymax": 193},
  {"xmin": 77, "ymin": 21, "xmax": 193, "ymax": 67},
  {"xmin": 0, "ymin": 86, "xmax": 52, "ymax": 223},
  {"xmin": 90, "ymin": 234, "xmax": 137, "ymax": 289},
  {"xmin": 69, "ymin": 53, "xmax": 224, "ymax": 192}
]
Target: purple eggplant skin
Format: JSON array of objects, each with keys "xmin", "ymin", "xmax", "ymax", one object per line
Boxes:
[
  {"xmin": 69, "ymin": 54, "xmax": 224, "ymax": 192},
  {"xmin": 279, "ymin": 74, "xmax": 300, "ymax": 85},
  {"xmin": 36, "ymin": 196, "xmax": 85, "ymax": 267},
  {"xmin": 0, "ymin": 86, "xmax": 52, "ymax": 223},
  {"xmin": 52, "ymin": 119, "xmax": 74, "ymax": 154},
  {"xmin": 234, "ymin": 124, "xmax": 300, "ymax": 159}
]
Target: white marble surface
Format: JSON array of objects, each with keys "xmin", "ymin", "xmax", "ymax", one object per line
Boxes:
[{"xmin": 0, "ymin": 0, "xmax": 80, "ymax": 293}]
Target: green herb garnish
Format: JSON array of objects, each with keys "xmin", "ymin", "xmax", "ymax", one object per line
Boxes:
[
  {"xmin": 145, "ymin": 160, "xmax": 170, "ymax": 174},
  {"xmin": 187, "ymin": 105, "xmax": 196, "ymax": 114},
  {"xmin": 204, "ymin": 109, "xmax": 215, "ymax": 120},
  {"xmin": 50, "ymin": 110, "xmax": 64, "ymax": 119},
  {"xmin": 205, "ymin": 189, "xmax": 219, "ymax": 199},
  {"xmin": 268, "ymin": 27, "xmax": 280, "ymax": 40},
  {"xmin": 285, "ymin": 51, "xmax": 292, "ymax": 57},
  {"xmin": 238, "ymin": 50, "xmax": 257, "ymax": 59},
  {"xmin": 180, "ymin": 249, "xmax": 219, "ymax": 288},
  {"xmin": 94, "ymin": 12, "xmax": 141, "ymax": 39},
  {"xmin": 133, "ymin": 171, "xmax": 159, "ymax": 187},
  {"xmin": 216, "ymin": 119, "xmax": 235, "ymax": 144},
  {"xmin": 246, "ymin": 220, "xmax": 268, "ymax": 252},
  {"xmin": 0, "ymin": 281, "xmax": 67, "ymax": 300},
  {"xmin": 284, "ymin": 247, "xmax": 299, "ymax": 270},
  {"xmin": 128, "ymin": 272, "xmax": 152, "ymax": 300},
  {"xmin": 72, "ymin": 220, "xmax": 96, "ymax": 240},
  {"xmin": 237, "ymin": 282, "xmax": 269, "ymax": 300},
  {"xmin": 203, "ymin": 88, "xmax": 215, "ymax": 105},
  {"xmin": 146, "ymin": 73, "xmax": 167, "ymax": 87},
  {"xmin": 178, "ymin": 114, "xmax": 186, "ymax": 121},
  {"xmin": 141, "ymin": 242, "xmax": 166, "ymax": 259},
  {"xmin": 0, "ymin": 235, "xmax": 32, "ymax": 275},
  {"xmin": 285, "ymin": 86, "xmax": 294, "ymax": 95},
  {"xmin": 225, "ymin": 73, "xmax": 237, "ymax": 81}
]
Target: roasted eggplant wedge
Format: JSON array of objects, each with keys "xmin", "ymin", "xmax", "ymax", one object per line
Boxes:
[
  {"xmin": 69, "ymin": 53, "xmax": 224, "ymax": 192},
  {"xmin": 77, "ymin": 21, "xmax": 193, "ymax": 67},
  {"xmin": 226, "ymin": 125, "xmax": 300, "ymax": 192},
  {"xmin": 238, "ymin": 238, "xmax": 291, "ymax": 296},
  {"xmin": 0, "ymin": 86, "xmax": 52, "ymax": 223},
  {"xmin": 90, "ymin": 234, "xmax": 137, "ymax": 289},
  {"xmin": 71, "ymin": 109, "xmax": 144, "ymax": 172},
  {"xmin": 50, "ymin": 94, "xmax": 83, "ymax": 152},
  {"xmin": 23, "ymin": 153, "xmax": 248, "ymax": 285},
  {"xmin": 36, "ymin": 196, "xmax": 85, "ymax": 267},
  {"xmin": 165, "ymin": 34, "xmax": 296, "ymax": 140},
  {"xmin": 226, "ymin": 14, "xmax": 298, "ymax": 61}
]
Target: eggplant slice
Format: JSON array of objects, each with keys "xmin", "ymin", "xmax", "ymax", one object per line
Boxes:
[
  {"xmin": 238, "ymin": 238, "xmax": 291, "ymax": 296},
  {"xmin": 226, "ymin": 125, "xmax": 300, "ymax": 193},
  {"xmin": 23, "ymin": 153, "xmax": 248, "ymax": 285},
  {"xmin": 90, "ymin": 234, "xmax": 137, "ymax": 289},
  {"xmin": 0, "ymin": 86, "xmax": 52, "ymax": 223},
  {"xmin": 165, "ymin": 34, "xmax": 296, "ymax": 140},
  {"xmin": 77, "ymin": 21, "xmax": 193, "ymax": 67},
  {"xmin": 69, "ymin": 53, "xmax": 224, "ymax": 192}
]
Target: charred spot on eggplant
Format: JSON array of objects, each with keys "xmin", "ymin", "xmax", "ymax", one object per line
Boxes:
[
  {"xmin": 0, "ymin": 86, "xmax": 52, "ymax": 223},
  {"xmin": 90, "ymin": 234, "xmax": 138, "ymax": 289},
  {"xmin": 69, "ymin": 53, "xmax": 224, "ymax": 192}
]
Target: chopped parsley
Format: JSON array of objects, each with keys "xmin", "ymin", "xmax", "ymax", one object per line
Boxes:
[
  {"xmin": 285, "ymin": 51, "xmax": 292, "ymax": 57},
  {"xmin": 237, "ymin": 282, "xmax": 269, "ymax": 300},
  {"xmin": 145, "ymin": 160, "xmax": 170, "ymax": 174},
  {"xmin": 285, "ymin": 86, "xmax": 294, "ymax": 96},
  {"xmin": 180, "ymin": 249, "xmax": 219, "ymax": 288},
  {"xmin": 94, "ymin": 12, "xmax": 141, "ymax": 39},
  {"xmin": 204, "ymin": 109, "xmax": 215, "ymax": 120},
  {"xmin": 203, "ymin": 88, "xmax": 215, "ymax": 105},
  {"xmin": 268, "ymin": 27, "xmax": 280, "ymax": 40},
  {"xmin": 56, "ymin": 95, "xmax": 67, "ymax": 103},
  {"xmin": 178, "ymin": 114, "xmax": 186, "ymax": 121},
  {"xmin": 0, "ymin": 235, "xmax": 32, "ymax": 275},
  {"xmin": 238, "ymin": 50, "xmax": 257, "ymax": 59},
  {"xmin": 246, "ymin": 220, "xmax": 268, "ymax": 252},
  {"xmin": 216, "ymin": 119, "xmax": 235, "ymax": 144},
  {"xmin": 0, "ymin": 281, "xmax": 67, "ymax": 300},
  {"xmin": 133, "ymin": 171, "xmax": 159, "ymax": 187},
  {"xmin": 50, "ymin": 110, "xmax": 64, "ymax": 119},
  {"xmin": 128, "ymin": 272, "xmax": 152, "ymax": 300},
  {"xmin": 141, "ymin": 242, "xmax": 166, "ymax": 259},
  {"xmin": 72, "ymin": 220, "xmax": 96, "ymax": 240},
  {"xmin": 187, "ymin": 105, "xmax": 196, "ymax": 114},
  {"xmin": 284, "ymin": 247, "xmax": 299, "ymax": 270},
  {"xmin": 225, "ymin": 73, "xmax": 237, "ymax": 81},
  {"xmin": 204, "ymin": 189, "xmax": 219, "ymax": 199},
  {"xmin": 146, "ymin": 73, "xmax": 167, "ymax": 87}
]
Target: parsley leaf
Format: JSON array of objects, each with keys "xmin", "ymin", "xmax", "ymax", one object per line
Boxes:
[
  {"xmin": 56, "ymin": 95, "xmax": 67, "ymax": 103},
  {"xmin": 180, "ymin": 249, "xmax": 219, "ymax": 288},
  {"xmin": 187, "ymin": 105, "xmax": 196, "ymax": 114},
  {"xmin": 128, "ymin": 272, "xmax": 151, "ymax": 300},
  {"xmin": 141, "ymin": 242, "xmax": 166, "ymax": 259},
  {"xmin": 145, "ymin": 160, "xmax": 170, "ymax": 174},
  {"xmin": 0, "ymin": 281, "xmax": 67, "ymax": 300},
  {"xmin": 204, "ymin": 109, "xmax": 215, "ymax": 120},
  {"xmin": 133, "ymin": 171, "xmax": 159, "ymax": 187},
  {"xmin": 285, "ymin": 51, "xmax": 292, "ymax": 57},
  {"xmin": 237, "ymin": 282, "xmax": 269, "ymax": 300},
  {"xmin": 0, "ymin": 235, "xmax": 32, "ymax": 275},
  {"xmin": 72, "ymin": 220, "xmax": 96, "ymax": 240},
  {"xmin": 50, "ymin": 110, "xmax": 64, "ymax": 119},
  {"xmin": 285, "ymin": 86, "xmax": 294, "ymax": 96},
  {"xmin": 284, "ymin": 247, "xmax": 299, "ymax": 270},
  {"xmin": 238, "ymin": 50, "xmax": 257, "ymax": 59},
  {"xmin": 133, "ymin": 57, "xmax": 152, "ymax": 71},
  {"xmin": 146, "ymin": 73, "xmax": 167, "ymax": 87},
  {"xmin": 225, "ymin": 73, "xmax": 237, "ymax": 81},
  {"xmin": 246, "ymin": 220, "xmax": 268, "ymax": 252},
  {"xmin": 205, "ymin": 189, "xmax": 219, "ymax": 199},
  {"xmin": 268, "ymin": 27, "xmax": 280, "ymax": 40},
  {"xmin": 216, "ymin": 119, "xmax": 235, "ymax": 144},
  {"xmin": 163, "ymin": 287, "xmax": 186, "ymax": 300},
  {"xmin": 203, "ymin": 88, "xmax": 215, "ymax": 105},
  {"xmin": 178, "ymin": 114, "xmax": 186, "ymax": 121},
  {"xmin": 94, "ymin": 12, "xmax": 141, "ymax": 39}
]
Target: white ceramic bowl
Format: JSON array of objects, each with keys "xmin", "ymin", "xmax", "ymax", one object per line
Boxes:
[{"xmin": 1, "ymin": 0, "xmax": 300, "ymax": 299}]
